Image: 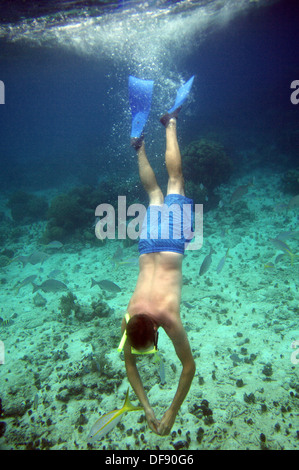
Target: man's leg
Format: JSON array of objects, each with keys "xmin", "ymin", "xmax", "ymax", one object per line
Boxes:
[
  {"xmin": 165, "ymin": 118, "xmax": 185, "ymax": 196},
  {"xmin": 137, "ymin": 141, "xmax": 164, "ymax": 205}
]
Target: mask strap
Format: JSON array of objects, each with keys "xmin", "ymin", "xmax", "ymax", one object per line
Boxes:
[{"xmin": 117, "ymin": 313, "xmax": 130, "ymax": 353}]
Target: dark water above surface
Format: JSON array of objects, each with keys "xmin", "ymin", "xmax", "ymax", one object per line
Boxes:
[{"xmin": 0, "ymin": 0, "xmax": 298, "ymax": 191}]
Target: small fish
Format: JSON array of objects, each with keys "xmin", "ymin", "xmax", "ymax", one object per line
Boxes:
[
  {"xmin": 28, "ymin": 251, "xmax": 50, "ymax": 266},
  {"xmin": 32, "ymin": 279, "xmax": 68, "ymax": 293},
  {"xmin": 230, "ymin": 179, "xmax": 253, "ymax": 204},
  {"xmin": 91, "ymin": 278, "xmax": 122, "ymax": 293},
  {"xmin": 269, "ymin": 238, "xmax": 298, "ymax": 265},
  {"xmin": 264, "ymin": 262, "xmax": 275, "ymax": 269},
  {"xmin": 11, "ymin": 255, "xmax": 30, "ymax": 267},
  {"xmin": 216, "ymin": 248, "xmax": 230, "ymax": 274},
  {"xmin": 44, "ymin": 240, "xmax": 64, "ymax": 249},
  {"xmin": 276, "ymin": 231, "xmax": 299, "ymax": 241},
  {"xmin": 110, "ymin": 246, "xmax": 126, "ymax": 268},
  {"xmin": 270, "ymin": 238, "xmax": 291, "ymax": 253},
  {"xmin": 156, "ymin": 354, "xmax": 166, "ymax": 385},
  {"xmin": 112, "ymin": 246, "xmax": 124, "ymax": 262},
  {"xmin": 13, "ymin": 251, "xmax": 50, "ymax": 267},
  {"xmin": 199, "ymin": 246, "xmax": 215, "ymax": 276},
  {"xmin": 118, "ymin": 257, "xmax": 139, "ymax": 267},
  {"xmin": 273, "ymin": 202, "xmax": 288, "ymax": 213},
  {"xmin": 182, "ymin": 300, "xmax": 194, "ymax": 309},
  {"xmin": 0, "ymin": 316, "xmax": 13, "ymax": 327},
  {"xmin": 33, "ymin": 393, "xmax": 39, "ymax": 411},
  {"xmin": 87, "ymin": 388, "xmax": 142, "ymax": 443},
  {"xmin": 14, "ymin": 274, "xmax": 37, "ymax": 293},
  {"xmin": 275, "ymin": 253, "xmax": 285, "ymax": 264},
  {"xmin": 48, "ymin": 269, "xmax": 63, "ymax": 278}
]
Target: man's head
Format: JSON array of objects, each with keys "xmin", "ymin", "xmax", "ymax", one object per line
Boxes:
[{"xmin": 126, "ymin": 313, "xmax": 157, "ymax": 352}]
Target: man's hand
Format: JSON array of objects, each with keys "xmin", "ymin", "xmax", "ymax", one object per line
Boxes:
[
  {"xmin": 145, "ymin": 407, "xmax": 160, "ymax": 434},
  {"xmin": 157, "ymin": 408, "xmax": 176, "ymax": 436}
]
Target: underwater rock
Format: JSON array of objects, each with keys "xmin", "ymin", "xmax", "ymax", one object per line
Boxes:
[
  {"xmin": 42, "ymin": 225, "xmax": 66, "ymax": 243},
  {"xmin": 53, "ymin": 350, "xmax": 69, "ymax": 361},
  {"xmin": 260, "ymin": 433, "xmax": 266, "ymax": 442},
  {"xmin": 182, "ymin": 138, "xmax": 233, "ymax": 206},
  {"xmin": 262, "ymin": 363, "xmax": 273, "ymax": 378},
  {"xmin": 43, "ymin": 191, "xmax": 90, "ymax": 242},
  {"xmin": 57, "ymin": 294, "xmax": 114, "ymax": 322},
  {"xmin": 42, "ymin": 190, "xmax": 93, "ymax": 243},
  {"xmin": 75, "ymin": 413, "xmax": 88, "ymax": 426},
  {"xmin": 0, "ymin": 221, "xmax": 23, "ymax": 246},
  {"xmin": 7, "ymin": 190, "xmax": 48, "ymax": 224},
  {"xmin": 0, "ymin": 248, "xmax": 14, "ymax": 259},
  {"xmin": 0, "ymin": 255, "xmax": 10, "ymax": 267},
  {"xmin": 190, "ymin": 399, "xmax": 213, "ymax": 420},
  {"xmin": 73, "ymin": 305, "xmax": 96, "ymax": 322},
  {"xmin": 4, "ymin": 399, "xmax": 31, "ymax": 418},
  {"xmin": 198, "ymin": 376, "xmax": 204, "ymax": 385},
  {"xmin": 91, "ymin": 299, "xmax": 114, "ymax": 318},
  {"xmin": 56, "ymin": 383, "xmax": 86, "ymax": 403},
  {"xmin": 59, "ymin": 292, "xmax": 80, "ymax": 318},
  {"xmin": 0, "ymin": 421, "xmax": 6, "ymax": 437},
  {"xmin": 33, "ymin": 292, "xmax": 47, "ymax": 307},
  {"xmin": 230, "ymin": 353, "xmax": 242, "ymax": 364},
  {"xmin": 236, "ymin": 379, "xmax": 245, "ymax": 388},
  {"xmin": 244, "ymin": 392, "xmax": 256, "ymax": 404},
  {"xmin": 259, "ymin": 433, "xmax": 267, "ymax": 450},
  {"xmin": 42, "ymin": 182, "xmax": 143, "ymax": 243},
  {"xmin": 172, "ymin": 440, "xmax": 189, "ymax": 450},
  {"xmin": 196, "ymin": 427, "xmax": 204, "ymax": 444}
]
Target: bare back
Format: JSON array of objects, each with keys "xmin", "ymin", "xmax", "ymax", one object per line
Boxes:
[{"xmin": 127, "ymin": 252, "xmax": 183, "ymax": 331}]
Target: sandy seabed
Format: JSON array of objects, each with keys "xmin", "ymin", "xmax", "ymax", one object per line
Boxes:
[{"xmin": 0, "ymin": 170, "xmax": 298, "ymax": 451}]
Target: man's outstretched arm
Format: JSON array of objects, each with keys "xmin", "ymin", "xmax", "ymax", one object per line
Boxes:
[
  {"xmin": 158, "ymin": 322, "xmax": 196, "ymax": 435},
  {"xmin": 124, "ymin": 342, "xmax": 160, "ymax": 434}
]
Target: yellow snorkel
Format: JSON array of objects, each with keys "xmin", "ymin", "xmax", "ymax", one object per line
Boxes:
[{"xmin": 118, "ymin": 313, "xmax": 158, "ymax": 355}]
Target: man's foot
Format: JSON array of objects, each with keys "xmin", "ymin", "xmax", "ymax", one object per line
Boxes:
[
  {"xmin": 131, "ymin": 135, "xmax": 144, "ymax": 151},
  {"xmin": 159, "ymin": 106, "xmax": 182, "ymax": 127}
]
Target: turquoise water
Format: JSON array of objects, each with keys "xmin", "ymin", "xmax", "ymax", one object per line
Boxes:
[{"xmin": 0, "ymin": 0, "xmax": 298, "ymax": 451}]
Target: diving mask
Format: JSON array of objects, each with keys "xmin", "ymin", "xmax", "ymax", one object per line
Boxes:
[{"xmin": 118, "ymin": 313, "xmax": 158, "ymax": 355}]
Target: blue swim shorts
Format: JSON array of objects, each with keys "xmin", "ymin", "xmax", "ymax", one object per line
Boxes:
[{"xmin": 138, "ymin": 194, "xmax": 194, "ymax": 255}]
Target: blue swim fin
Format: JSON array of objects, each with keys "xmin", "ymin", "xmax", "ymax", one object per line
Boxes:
[
  {"xmin": 129, "ymin": 76, "xmax": 154, "ymax": 139},
  {"xmin": 160, "ymin": 76, "xmax": 194, "ymax": 126},
  {"xmin": 168, "ymin": 76, "xmax": 194, "ymax": 114}
]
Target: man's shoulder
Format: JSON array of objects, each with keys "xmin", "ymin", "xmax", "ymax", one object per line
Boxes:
[{"xmin": 162, "ymin": 315, "xmax": 184, "ymax": 340}]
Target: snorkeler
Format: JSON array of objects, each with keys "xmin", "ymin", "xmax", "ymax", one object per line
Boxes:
[{"xmin": 119, "ymin": 77, "xmax": 196, "ymax": 436}]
